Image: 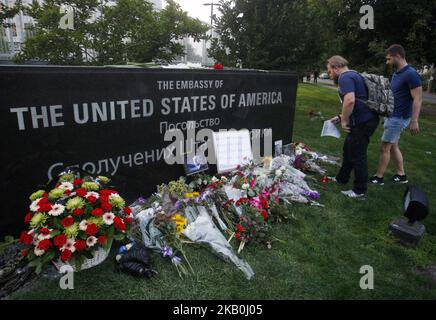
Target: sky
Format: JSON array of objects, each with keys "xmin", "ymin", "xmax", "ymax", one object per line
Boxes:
[{"xmin": 163, "ymin": 0, "xmax": 222, "ymax": 24}]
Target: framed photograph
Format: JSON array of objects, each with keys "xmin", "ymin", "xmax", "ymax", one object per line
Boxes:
[
  {"xmin": 213, "ymin": 130, "xmax": 253, "ymax": 174},
  {"xmin": 184, "ymin": 152, "xmax": 209, "ymax": 176},
  {"xmin": 274, "ymin": 140, "xmax": 283, "ymax": 157}
]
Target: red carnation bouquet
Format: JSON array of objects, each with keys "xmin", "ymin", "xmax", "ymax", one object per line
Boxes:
[{"xmin": 19, "ymin": 172, "xmax": 132, "ymax": 273}]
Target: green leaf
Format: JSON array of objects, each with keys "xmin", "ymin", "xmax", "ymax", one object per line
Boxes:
[
  {"xmin": 104, "ymin": 226, "xmax": 114, "ymax": 252},
  {"xmin": 4, "ymin": 235, "xmax": 15, "ymax": 243},
  {"xmin": 41, "ymin": 251, "xmax": 55, "ymax": 265},
  {"xmin": 28, "ymin": 257, "xmax": 43, "ymax": 274},
  {"xmin": 113, "ymin": 234, "xmax": 125, "ymax": 241},
  {"xmin": 53, "ymin": 218, "xmax": 62, "ymax": 230},
  {"xmin": 85, "ymin": 204, "xmax": 92, "ymax": 216},
  {"xmin": 50, "ymin": 230, "xmax": 61, "ymax": 237},
  {"xmin": 75, "ymin": 256, "xmax": 84, "ymax": 272}
]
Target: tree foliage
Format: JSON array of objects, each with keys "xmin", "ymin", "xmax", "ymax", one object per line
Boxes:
[
  {"xmin": 13, "ymin": 0, "xmax": 208, "ymax": 65},
  {"xmin": 209, "ymin": 0, "xmax": 436, "ymax": 74},
  {"xmin": 0, "ymin": 0, "xmax": 23, "ymax": 28}
]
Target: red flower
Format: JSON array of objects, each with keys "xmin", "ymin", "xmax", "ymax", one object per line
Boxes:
[
  {"xmin": 75, "ymin": 188, "xmax": 87, "ymax": 197},
  {"xmin": 123, "ymin": 207, "xmax": 132, "ymax": 215},
  {"xmin": 235, "ymin": 232, "xmax": 241, "ymax": 240},
  {"xmin": 64, "ymin": 190, "xmax": 72, "ymax": 196},
  {"xmin": 19, "ymin": 231, "xmax": 33, "ymax": 245},
  {"xmin": 261, "ymin": 199, "xmax": 269, "ymax": 209},
  {"xmin": 91, "ymin": 208, "xmax": 103, "ymax": 217},
  {"xmin": 87, "ymin": 195, "xmax": 97, "ymax": 203},
  {"xmin": 98, "ymin": 236, "xmax": 107, "ymax": 246},
  {"xmin": 74, "ymin": 240, "xmax": 87, "ymax": 252},
  {"xmin": 236, "ymin": 224, "xmax": 245, "ymax": 233},
  {"xmin": 61, "ymin": 216, "xmax": 74, "ymax": 228},
  {"xmin": 73, "ymin": 178, "xmax": 83, "ymax": 186},
  {"xmin": 114, "ymin": 216, "xmax": 126, "ymax": 231},
  {"xmin": 54, "ymin": 234, "xmax": 67, "ymax": 248},
  {"xmin": 100, "ymin": 189, "xmax": 117, "ymax": 196},
  {"xmin": 261, "ymin": 210, "xmax": 268, "ymax": 220},
  {"xmin": 235, "ymin": 198, "xmax": 249, "ymax": 206},
  {"xmin": 101, "ymin": 202, "xmax": 112, "ymax": 212},
  {"xmin": 24, "ymin": 213, "xmax": 33, "ymax": 224},
  {"xmin": 124, "ymin": 216, "xmax": 133, "ymax": 224},
  {"xmin": 214, "ymin": 63, "xmax": 224, "ymax": 70},
  {"xmin": 21, "ymin": 249, "xmax": 28, "ymax": 257},
  {"xmin": 39, "ymin": 227, "xmax": 50, "ymax": 235},
  {"xmin": 37, "ymin": 198, "xmax": 52, "ymax": 212},
  {"xmin": 61, "ymin": 249, "xmax": 73, "ymax": 262},
  {"xmin": 208, "ymin": 182, "xmax": 219, "ymax": 189},
  {"xmin": 223, "ymin": 199, "xmax": 234, "ymax": 209},
  {"xmin": 72, "ymin": 208, "xmax": 84, "ymax": 217},
  {"xmin": 37, "ymin": 239, "xmax": 52, "ymax": 251},
  {"xmin": 86, "ymin": 224, "xmax": 99, "ymax": 236}
]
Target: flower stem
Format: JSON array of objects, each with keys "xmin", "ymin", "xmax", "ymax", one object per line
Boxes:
[{"xmin": 227, "ymin": 232, "xmax": 235, "ymax": 243}]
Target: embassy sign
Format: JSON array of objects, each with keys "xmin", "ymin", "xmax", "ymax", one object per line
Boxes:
[{"xmin": 0, "ymin": 66, "xmax": 297, "ymax": 236}]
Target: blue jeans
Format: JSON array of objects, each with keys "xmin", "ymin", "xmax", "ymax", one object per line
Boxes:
[
  {"xmin": 336, "ymin": 117, "xmax": 380, "ymax": 194},
  {"xmin": 381, "ymin": 117, "xmax": 411, "ymax": 143}
]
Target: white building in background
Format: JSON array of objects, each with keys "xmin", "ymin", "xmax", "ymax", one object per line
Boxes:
[
  {"xmin": 0, "ymin": 0, "xmax": 37, "ymax": 58},
  {"xmin": 0, "ymin": 0, "xmax": 163, "ymax": 60}
]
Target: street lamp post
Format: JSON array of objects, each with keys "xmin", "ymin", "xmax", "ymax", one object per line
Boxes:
[
  {"xmin": 203, "ymin": 2, "xmax": 220, "ymax": 38},
  {"xmin": 202, "ymin": 2, "xmax": 220, "ymax": 66}
]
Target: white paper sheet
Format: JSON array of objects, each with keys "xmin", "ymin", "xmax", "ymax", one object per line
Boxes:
[{"xmin": 321, "ymin": 120, "xmax": 341, "ymax": 138}]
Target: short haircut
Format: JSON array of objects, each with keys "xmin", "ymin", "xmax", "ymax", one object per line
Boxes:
[
  {"xmin": 327, "ymin": 56, "xmax": 349, "ymax": 68},
  {"xmin": 386, "ymin": 44, "xmax": 406, "ymax": 58}
]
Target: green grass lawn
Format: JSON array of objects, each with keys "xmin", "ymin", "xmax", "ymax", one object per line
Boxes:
[{"xmin": 10, "ymin": 84, "xmax": 436, "ymax": 300}]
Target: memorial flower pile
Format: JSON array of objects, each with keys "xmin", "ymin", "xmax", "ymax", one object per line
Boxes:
[
  {"xmin": 291, "ymin": 142, "xmax": 340, "ymax": 175},
  {"xmin": 132, "ymin": 153, "xmax": 326, "ymax": 279},
  {"xmin": 19, "ymin": 172, "xmax": 131, "ymax": 273}
]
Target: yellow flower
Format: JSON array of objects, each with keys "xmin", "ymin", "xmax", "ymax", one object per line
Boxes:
[
  {"xmin": 185, "ymin": 192, "xmax": 200, "ymax": 199},
  {"xmin": 172, "ymin": 214, "xmax": 187, "ymax": 236}
]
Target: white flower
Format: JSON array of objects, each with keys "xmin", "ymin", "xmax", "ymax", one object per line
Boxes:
[
  {"xmin": 79, "ymin": 220, "xmax": 89, "ymax": 231},
  {"xmin": 37, "ymin": 230, "xmax": 53, "ymax": 241},
  {"xmin": 275, "ymin": 170, "xmax": 283, "ymax": 177},
  {"xmin": 211, "ymin": 176, "xmax": 219, "ymax": 183},
  {"xmin": 86, "ymin": 191, "xmax": 99, "ymax": 199},
  {"xmin": 86, "ymin": 236, "xmax": 97, "ymax": 247},
  {"xmin": 62, "ymin": 239, "xmax": 76, "ymax": 253},
  {"xmin": 48, "ymin": 204, "xmax": 65, "ymax": 217},
  {"xmin": 103, "ymin": 212, "xmax": 115, "ymax": 225},
  {"xmin": 108, "ymin": 192, "xmax": 120, "ymax": 199},
  {"xmin": 152, "ymin": 202, "xmax": 160, "ymax": 209},
  {"xmin": 220, "ymin": 176, "xmax": 228, "ymax": 182},
  {"xmin": 196, "ymin": 178, "xmax": 202, "ymax": 185},
  {"xmin": 34, "ymin": 247, "xmax": 45, "ymax": 256},
  {"xmin": 203, "ymin": 180, "xmax": 208, "ymax": 185},
  {"xmin": 242, "ymin": 183, "xmax": 250, "ymax": 190},
  {"xmin": 29, "ymin": 198, "xmax": 41, "ymax": 212},
  {"xmin": 58, "ymin": 182, "xmax": 74, "ymax": 191}
]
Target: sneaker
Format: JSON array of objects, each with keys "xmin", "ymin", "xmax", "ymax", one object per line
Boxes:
[
  {"xmin": 392, "ymin": 174, "xmax": 408, "ymax": 184},
  {"xmin": 341, "ymin": 190, "xmax": 366, "ymax": 199},
  {"xmin": 369, "ymin": 176, "xmax": 384, "ymax": 185}
]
